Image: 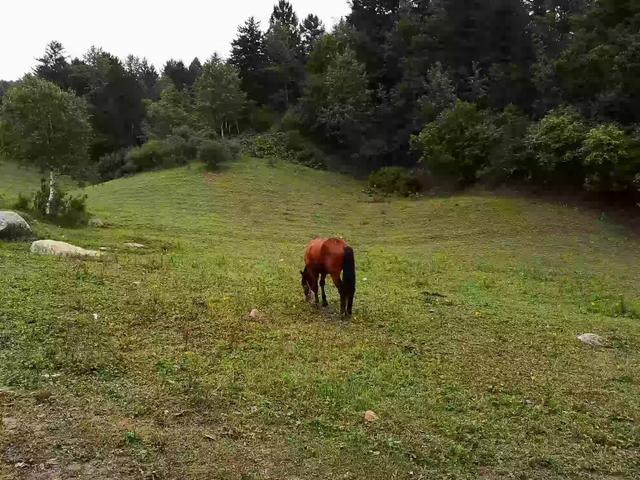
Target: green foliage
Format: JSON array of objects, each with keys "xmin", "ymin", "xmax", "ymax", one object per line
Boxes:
[
  {"xmin": 194, "ymin": 55, "xmax": 247, "ymax": 137},
  {"xmin": 248, "ymin": 131, "xmax": 325, "ymax": 169},
  {"xmin": 12, "ymin": 193, "xmax": 31, "ymax": 211},
  {"xmin": 0, "ymin": 76, "xmax": 91, "ymax": 175},
  {"xmin": 125, "ymin": 138, "xmax": 191, "ymax": 173},
  {"xmin": 197, "ymin": 140, "xmax": 235, "ymax": 170},
  {"xmin": 525, "ymin": 107, "xmax": 588, "ymax": 183},
  {"xmin": 368, "ymin": 166, "xmax": 420, "ymax": 196},
  {"xmin": 478, "ymin": 105, "xmax": 532, "ymax": 184},
  {"xmin": 556, "ymin": 0, "xmax": 640, "ymax": 124},
  {"xmin": 412, "ymin": 101, "xmax": 499, "ymax": 183},
  {"xmin": 581, "ymin": 124, "xmax": 639, "ymax": 191},
  {"xmin": 419, "ymin": 62, "xmax": 457, "ymax": 123},
  {"xmin": 230, "ymin": 17, "xmax": 268, "ymax": 105},
  {"xmin": 144, "ymin": 85, "xmax": 194, "ymax": 138},
  {"xmin": 96, "ymin": 149, "xmax": 128, "ymax": 181},
  {"xmin": 33, "ymin": 178, "xmax": 88, "ymax": 226}
]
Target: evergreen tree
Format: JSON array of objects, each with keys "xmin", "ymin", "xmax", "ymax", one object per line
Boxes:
[
  {"xmin": 34, "ymin": 41, "xmax": 71, "ymax": 90},
  {"xmin": 300, "ymin": 14, "xmax": 326, "ymax": 56},
  {"xmin": 230, "ymin": 17, "xmax": 268, "ymax": 104}
]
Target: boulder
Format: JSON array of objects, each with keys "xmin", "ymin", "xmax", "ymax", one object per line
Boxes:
[
  {"xmin": 30, "ymin": 240, "xmax": 101, "ymax": 259},
  {"xmin": 577, "ymin": 333, "xmax": 606, "ymax": 347},
  {"xmin": 0, "ymin": 211, "xmax": 31, "ymax": 240}
]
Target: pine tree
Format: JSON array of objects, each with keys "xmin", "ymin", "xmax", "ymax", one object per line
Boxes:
[
  {"xmin": 34, "ymin": 41, "xmax": 70, "ymax": 90},
  {"xmin": 230, "ymin": 17, "xmax": 268, "ymax": 104}
]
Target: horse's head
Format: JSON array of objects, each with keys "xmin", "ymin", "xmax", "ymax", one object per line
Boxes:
[{"xmin": 300, "ymin": 268, "xmax": 314, "ymax": 302}]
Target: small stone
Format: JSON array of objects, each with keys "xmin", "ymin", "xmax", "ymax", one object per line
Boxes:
[
  {"xmin": 14, "ymin": 462, "xmax": 28, "ymax": 469},
  {"xmin": 577, "ymin": 333, "xmax": 606, "ymax": 347},
  {"xmin": 124, "ymin": 242, "xmax": 145, "ymax": 249},
  {"xmin": 99, "ymin": 247, "xmax": 109, "ymax": 251},
  {"xmin": 249, "ymin": 309, "xmax": 259, "ymax": 319},
  {"xmin": 364, "ymin": 410, "xmax": 379, "ymax": 423},
  {"xmin": 2, "ymin": 417, "xmax": 18, "ymax": 431},
  {"xmin": 88, "ymin": 218, "xmax": 105, "ymax": 228}
]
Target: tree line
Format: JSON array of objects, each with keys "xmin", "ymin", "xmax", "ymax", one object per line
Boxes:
[{"xmin": 1, "ymin": 0, "xmax": 639, "ymax": 200}]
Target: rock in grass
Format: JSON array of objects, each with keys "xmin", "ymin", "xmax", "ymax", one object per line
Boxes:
[
  {"xmin": 124, "ymin": 242, "xmax": 145, "ymax": 249},
  {"xmin": 364, "ymin": 410, "xmax": 379, "ymax": 423},
  {"xmin": 249, "ymin": 309, "xmax": 259, "ymax": 319},
  {"xmin": 30, "ymin": 240, "xmax": 101, "ymax": 258},
  {"xmin": 0, "ymin": 211, "xmax": 31, "ymax": 240},
  {"xmin": 577, "ymin": 333, "xmax": 606, "ymax": 347},
  {"xmin": 88, "ymin": 218, "xmax": 105, "ymax": 228}
]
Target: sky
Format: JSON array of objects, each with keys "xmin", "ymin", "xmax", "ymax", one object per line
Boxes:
[{"xmin": 1, "ymin": 0, "xmax": 351, "ymax": 80}]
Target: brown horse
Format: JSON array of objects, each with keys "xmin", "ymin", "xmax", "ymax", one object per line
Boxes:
[{"xmin": 300, "ymin": 238, "xmax": 356, "ymax": 316}]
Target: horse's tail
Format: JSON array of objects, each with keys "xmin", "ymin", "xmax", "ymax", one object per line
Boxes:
[{"xmin": 342, "ymin": 246, "xmax": 356, "ymax": 294}]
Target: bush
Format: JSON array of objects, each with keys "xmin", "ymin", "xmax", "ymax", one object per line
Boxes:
[
  {"xmin": 525, "ymin": 107, "xmax": 588, "ymax": 184},
  {"xmin": 125, "ymin": 138, "xmax": 190, "ymax": 173},
  {"xmin": 248, "ymin": 131, "xmax": 326, "ymax": 169},
  {"xmin": 198, "ymin": 140, "xmax": 233, "ymax": 170},
  {"xmin": 368, "ymin": 166, "xmax": 421, "ymax": 196},
  {"xmin": 412, "ymin": 101, "xmax": 499, "ymax": 183},
  {"xmin": 478, "ymin": 105, "xmax": 532, "ymax": 184},
  {"xmin": 96, "ymin": 149, "xmax": 128, "ymax": 181},
  {"xmin": 12, "ymin": 193, "xmax": 31, "ymax": 211},
  {"xmin": 581, "ymin": 124, "xmax": 639, "ymax": 191},
  {"xmin": 33, "ymin": 179, "xmax": 88, "ymax": 226}
]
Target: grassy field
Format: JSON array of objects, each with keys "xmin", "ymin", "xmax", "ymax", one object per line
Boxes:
[{"xmin": 1, "ymin": 157, "xmax": 639, "ymax": 479}]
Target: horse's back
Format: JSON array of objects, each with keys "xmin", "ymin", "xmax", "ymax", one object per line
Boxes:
[{"xmin": 305, "ymin": 237, "xmax": 346, "ymax": 274}]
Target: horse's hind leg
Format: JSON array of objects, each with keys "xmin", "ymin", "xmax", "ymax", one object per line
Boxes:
[
  {"xmin": 331, "ymin": 273, "xmax": 346, "ymax": 316},
  {"xmin": 320, "ymin": 274, "xmax": 328, "ymax": 307},
  {"xmin": 347, "ymin": 293, "xmax": 353, "ymax": 316}
]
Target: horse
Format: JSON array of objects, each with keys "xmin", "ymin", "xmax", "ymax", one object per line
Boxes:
[{"xmin": 300, "ymin": 237, "xmax": 356, "ymax": 316}]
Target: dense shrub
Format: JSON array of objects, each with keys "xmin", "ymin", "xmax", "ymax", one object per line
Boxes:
[
  {"xmin": 581, "ymin": 124, "xmax": 639, "ymax": 191},
  {"xmin": 33, "ymin": 179, "xmax": 88, "ymax": 226},
  {"xmin": 12, "ymin": 193, "xmax": 31, "ymax": 211},
  {"xmin": 525, "ymin": 107, "xmax": 588, "ymax": 184},
  {"xmin": 96, "ymin": 149, "xmax": 128, "ymax": 181},
  {"xmin": 368, "ymin": 166, "xmax": 421, "ymax": 196},
  {"xmin": 248, "ymin": 131, "xmax": 325, "ymax": 169},
  {"xmin": 478, "ymin": 105, "xmax": 532, "ymax": 184},
  {"xmin": 198, "ymin": 140, "xmax": 233, "ymax": 170},
  {"xmin": 125, "ymin": 138, "xmax": 190, "ymax": 173},
  {"xmin": 412, "ymin": 101, "xmax": 499, "ymax": 183}
]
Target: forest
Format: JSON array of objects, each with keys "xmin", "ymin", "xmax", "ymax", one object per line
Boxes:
[{"xmin": 1, "ymin": 0, "xmax": 640, "ymax": 200}]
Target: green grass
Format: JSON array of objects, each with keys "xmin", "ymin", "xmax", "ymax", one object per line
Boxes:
[
  {"xmin": 0, "ymin": 158, "xmax": 75, "ymax": 209},
  {"xmin": 1, "ymin": 157, "xmax": 639, "ymax": 479}
]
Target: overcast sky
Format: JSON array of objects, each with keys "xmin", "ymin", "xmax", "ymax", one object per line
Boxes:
[{"xmin": 1, "ymin": 0, "xmax": 350, "ymax": 80}]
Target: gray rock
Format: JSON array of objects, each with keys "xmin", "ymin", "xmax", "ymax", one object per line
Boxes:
[
  {"xmin": 0, "ymin": 211, "xmax": 31, "ymax": 240},
  {"xmin": 124, "ymin": 242, "xmax": 145, "ymax": 249},
  {"xmin": 88, "ymin": 218, "xmax": 105, "ymax": 228},
  {"xmin": 30, "ymin": 240, "xmax": 101, "ymax": 258},
  {"xmin": 577, "ymin": 333, "xmax": 606, "ymax": 347}
]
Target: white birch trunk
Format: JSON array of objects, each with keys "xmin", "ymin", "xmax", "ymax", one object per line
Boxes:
[{"xmin": 46, "ymin": 170, "xmax": 55, "ymax": 216}]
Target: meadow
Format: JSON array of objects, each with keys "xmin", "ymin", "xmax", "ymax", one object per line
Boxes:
[{"xmin": 1, "ymin": 157, "xmax": 639, "ymax": 479}]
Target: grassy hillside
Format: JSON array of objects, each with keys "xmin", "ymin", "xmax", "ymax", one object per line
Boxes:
[{"xmin": 1, "ymin": 157, "xmax": 639, "ymax": 479}]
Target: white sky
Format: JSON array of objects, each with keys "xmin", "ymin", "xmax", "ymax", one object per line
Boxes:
[{"xmin": 1, "ymin": 0, "xmax": 350, "ymax": 80}]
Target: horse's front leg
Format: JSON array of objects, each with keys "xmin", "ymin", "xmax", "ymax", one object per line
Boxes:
[
  {"xmin": 320, "ymin": 273, "xmax": 328, "ymax": 307},
  {"xmin": 311, "ymin": 274, "xmax": 320, "ymax": 306}
]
